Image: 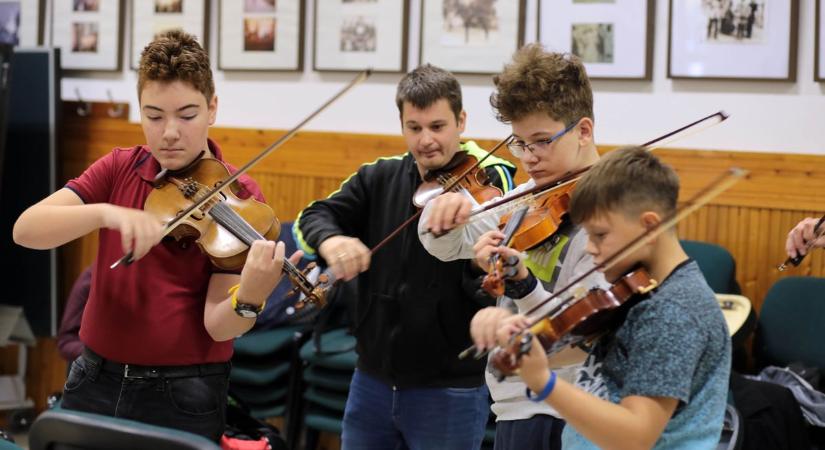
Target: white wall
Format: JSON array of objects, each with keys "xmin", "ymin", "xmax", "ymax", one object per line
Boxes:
[{"xmin": 54, "ymin": 0, "xmax": 825, "ymax": 154}]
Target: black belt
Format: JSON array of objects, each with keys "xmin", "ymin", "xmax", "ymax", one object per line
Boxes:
[{"xmin": 82, "ymin": 348, "xmax": 230, "ymax": 380}]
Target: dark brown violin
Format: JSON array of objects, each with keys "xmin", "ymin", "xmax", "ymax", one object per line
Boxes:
[
  {"xmin": 413, "ymin": 150, "xmax": 506, "ymax": 208},
  {"xmin": 489, "ymin": 268, "xmax": 657, "ymax": 381},
  {"xmin": 145, "ymin": 156, "xmax": 326, "ymax": 308}
]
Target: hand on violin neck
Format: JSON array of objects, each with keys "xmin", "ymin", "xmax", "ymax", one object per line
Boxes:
[
  {"xmin": 238, "ymin": 240, "xmax": 301, "ymax": 305},
  {"xmin": 423, "ymin": 192, "xmax": 472, "ymax": 235},
  {"xmin": 474, "ymin": 231, "xmax": 528, "ymax": 280},
  {"xmin": 101, "ymin": 204, "xmax": 164, "ymax": 262},
  {"xmin": 318, "ymin": 235, "xmax": 371, "ymax": 282}
]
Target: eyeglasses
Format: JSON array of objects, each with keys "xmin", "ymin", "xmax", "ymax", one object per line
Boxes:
[{"xmin": 507, "ymin": 120, "xmax": 579, "ymax": 158}]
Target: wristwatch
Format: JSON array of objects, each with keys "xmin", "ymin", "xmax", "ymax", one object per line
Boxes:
[{"xmin": 233, "ymin": 300, "xmax": 264, "ymax": 318}]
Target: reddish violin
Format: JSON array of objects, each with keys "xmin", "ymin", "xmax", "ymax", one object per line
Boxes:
[
  {"xmin": 488, "ymin": 268, "xmax": 657, "ymax": 381},
  {"xmin": 413, "ymin": 150, "xmax": 507, "ymax": 208}
]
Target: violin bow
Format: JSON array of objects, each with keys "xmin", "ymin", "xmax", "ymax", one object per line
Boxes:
[
  {"xmin": 439, "ymin": 111, "xmax": 730, "ymax": 229},
  {"xmin": 111, "ymin": 70, "xmax": 372, "ymax": 268},
  {"xmin": 777, "ymin": 213, "xmax": 825, "ymax": 271},
  {"xmin": 459, "ymin": 165, "xmax": 749, "ymax": 360}
]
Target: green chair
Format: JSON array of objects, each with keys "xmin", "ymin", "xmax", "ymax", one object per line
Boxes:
[
  {"xmin": 754, "ymin": 276, "xmax": 825, "ymax": 370},
  {"xmin": 29, "ymin": 408, "xmax": 221, "ymax": 450},
  {"xmin": 0, "ymin": 437, "xmax": 23, "ymax": 450},
  {"xmin": 681, "ymin": 240, "xmax": 741, "ymax": 294}
]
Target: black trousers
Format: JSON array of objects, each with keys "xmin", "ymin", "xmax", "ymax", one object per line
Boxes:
[{"xmin": 61, "ymin": 352, "xmax": 230, "ymax": 442}]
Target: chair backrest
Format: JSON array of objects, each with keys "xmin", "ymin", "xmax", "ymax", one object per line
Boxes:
[
  {"xmin": 754, "ymin": 276, "xmax": 825, "ymax": 371},
  {"xmin": 681, "ymin": 240, "xmax": 741, "ymax": 294},
  {"xmin": 29, "ymin": 408, "xmax": 221, "ymax": 450}
]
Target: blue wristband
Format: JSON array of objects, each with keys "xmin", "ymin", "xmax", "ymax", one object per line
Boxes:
[{"xmin": 525, "ymin": 371, "xmax": 557, "ymax": 402}]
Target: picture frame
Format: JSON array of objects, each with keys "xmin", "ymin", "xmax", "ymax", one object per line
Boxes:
[
  {"xmin": 51, "ymin": 0, "xmax": 123, "ymax": 71},
  {"xmin": 131, "ymin": 0, "xmax": 208, "ymax": 70},
  {"xmin": 419, "ymin": 0, "xmax": 526, "ymax": 75},
  {"xmin": 0, "ymin": 0, "xmax": 44, "ymax": 46},
  {"xmin": 313, "ymin": 0, "xmax": 408, "ymax": 73},
  {"xmin": 537, "ymin": 0, "xmax": 655, "ymax": 80},
  {"xmin": 219, "ymin": 0, "xmax": 304, "ymax": 71},
  {"xmin": 816, "ymin": 0, "xmax": 824, "ymax": 81},
  {"xmin": 668, "ymin": 0, "xmax": 798, "ymax": 81}
]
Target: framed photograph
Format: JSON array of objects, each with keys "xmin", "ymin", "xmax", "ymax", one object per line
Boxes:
[
  {"xmin": 668, "ymin": 0, "xmax": 798, "ymax": 81},
  {"xmin": 131, "ymin": 0, "xmax": 207, "ymax": 69},
  {"xmin": 313, "ymin": 0, "xmax": 408, "ymax": 73},
  {"xmin": 419, "ymin": 0, "xmax": 526, "ymax": 74},
  {"xmin": 537, "ymin": 0, "xmax": 654, "ymax": 80},
  {"xmin": 218, "ymin": 0, "xmax": 303, "ymax": 71},
  {"xmin": 0, "ymin": 0, "xmax": 44, "ymax": 46},
  {"xmin": 51, "ymin": 0, "xmax": 123, "ymax": 71},
  {"xmin": 816, "ymin": 0, "xmax": 824, "ymax": 81}
]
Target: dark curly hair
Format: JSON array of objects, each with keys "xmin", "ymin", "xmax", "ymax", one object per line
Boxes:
[
  {"xmin": 490, "ymin": 43, "xmax": 593, "ymax": 126},
  {"xmin": 137, "ymin": 29, "xmax": 214, "ymax": 103}
]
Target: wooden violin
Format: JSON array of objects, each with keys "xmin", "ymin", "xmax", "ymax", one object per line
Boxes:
[
  {"xmin": 413, "ymin": 150, "xmax": 506, "ymax": 208},
  {"xmin": 145, "ymin": 156, "xmax": 325, "ymax": 308},
  {"xmin": 488, "ymin": 268, "xmax": 657, "ymax": 381}
]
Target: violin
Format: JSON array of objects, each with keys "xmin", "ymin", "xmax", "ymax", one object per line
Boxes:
[
  {"xmin": 459, "ymin": 167, "xmax": 748, "ymax": 380},
  {"xmin": 413, "ymin": 150, "xmax": 505, "ymax": 208},
  {"xmin": 144, "ymin": 156, "xmax": 325, "ymax": 308},
  {"xmin": 488, "ymin": 268, "xmax": 657, "ymax": 381},
  {"xmin": 481, "ymin": 205, "xmax": 530, "ymax": 297}
]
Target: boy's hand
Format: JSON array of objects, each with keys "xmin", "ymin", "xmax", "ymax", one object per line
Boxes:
[
  {"xmin": 520, "ymin": 335, "xmax": 552, "ymax": 394},
  {"xmin": 473, "ymin": 230, "xmax": 528, "ymax": 280},
  {"xmin": 786, "ymin": 217, "xmax": 825, "ymax": 258},
  {"xmin": 101, "ymin": 205, "xmax": 164, "ymax": 260},
  {"xmin": 425, "ymin": 192, "xmax": 473, "ymax": 235},
  {"xmin": 470, "ymin": 307, "xmax": 514, "ymax": 352},
  {"xmin": 319, "ymin": 235, "xmax": 370, "ymax": 281},
  {"xmin": 238, "ymin": 241, "xmax": 303, "ymax": 305}
]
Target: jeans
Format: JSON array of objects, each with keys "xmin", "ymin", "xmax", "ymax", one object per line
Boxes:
[
  {"xmin": 493, "ymin": 415, "xmax": 565, "ymax": 450},
  {"xmin": 61, "ymin": 355, "xmax": 229, "ymax": 442},
  {"xmin": 341, "ymin": 369, "xmax": 489, "ymax": 450}
]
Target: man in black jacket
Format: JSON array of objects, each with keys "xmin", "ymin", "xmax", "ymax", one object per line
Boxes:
[{"xmin": 294, "ymin": 64, "xmax": 516, "ymax": 449}]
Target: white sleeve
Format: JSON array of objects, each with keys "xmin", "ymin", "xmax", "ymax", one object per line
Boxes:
[{"xmin": 417, "ymin": 180, "xmax": 536, "ymax": 261}]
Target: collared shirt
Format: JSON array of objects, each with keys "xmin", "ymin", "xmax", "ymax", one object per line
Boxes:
[{"xmin": 66, "ymin": 139, "xmax": 265, "ymax": 365}]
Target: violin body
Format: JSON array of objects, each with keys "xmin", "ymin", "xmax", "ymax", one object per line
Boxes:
[
  {"xmin": 490, "ymin": 268, "xmax": 658, "ymax": 380},
  {"xmin": 499, "ymin": 182, "xmax": 575, "ymax": 252},
  {"xmin": 413, "ymin": 151, "xmax": 504, "ymax": 207},
  {"xmin": 145, "ymin": 157, "xmax": 280, "ymax": 270}
]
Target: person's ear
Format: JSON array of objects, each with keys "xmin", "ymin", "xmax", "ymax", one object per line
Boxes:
[
  {"xmin": 457, "ymin": 109, "xmax": 467, "ymax": 133},
  {"xmin": 639, "ymin": 211, "xmax": 662, "ymax": 230},
  {"xmin": 577, "ymin": 117, "xmax": 594, "ymax": 145},
  {"xmin": 208, "ymin": 95, "xmax": 218, "ymax": 125}
]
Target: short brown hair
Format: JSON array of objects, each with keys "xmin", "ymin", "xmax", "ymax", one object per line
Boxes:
[
  {"xmin": 137, "ymin": 30, "xmax": 214, "ymax": 103},
  {"xmin": 396, "ymin": 64, "xmax": 462, "ymax": 120},
  {"xmin": 491, "ymin": 44, "xmax": 593, "ymax": 126},
  {"xmin": 569, "ymin": 146, "xmax": 680, "ymax": 224}
]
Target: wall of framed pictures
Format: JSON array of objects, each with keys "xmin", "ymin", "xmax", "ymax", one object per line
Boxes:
[{"xmin": 47, "ymin": 0, "xmax": 825, "ymax": 155}]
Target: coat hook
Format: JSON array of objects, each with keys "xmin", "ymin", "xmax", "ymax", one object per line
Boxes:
[
  {"xmin": 75, "ymin": 87, "xmax": 91, "ymax": 117},
  {"xmin": 106, "ymin": 89, "xmax": 125, "ymax": 118}
]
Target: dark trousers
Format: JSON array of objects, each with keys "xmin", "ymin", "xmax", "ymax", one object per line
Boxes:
[
  {"xmin": 493, "ymin": 415, "xmax": 565, "ymax": 450},
  {"xmin": 61, "ymin": 351, "xmax": 230, "ymax": 442}
]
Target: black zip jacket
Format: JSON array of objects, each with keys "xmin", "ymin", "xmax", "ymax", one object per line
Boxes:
[{"xmin": 294, "ymin": 145, "xmax": 515, "ymax": 388}]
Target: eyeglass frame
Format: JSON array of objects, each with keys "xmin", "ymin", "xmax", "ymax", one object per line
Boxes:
[{"xmin": 506, "ymin": 119, "xmax": 580, "ymax": 158}]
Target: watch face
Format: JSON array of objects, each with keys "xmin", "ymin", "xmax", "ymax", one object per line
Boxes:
[{"xmin": 234, "ymin": 303, "xmax": 260, "ymax": 318}]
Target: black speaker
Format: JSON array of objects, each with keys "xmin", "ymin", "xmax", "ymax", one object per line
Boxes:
[{"xmin": 0, "ymin": 47, "xmax": 61, "ymax": 336}]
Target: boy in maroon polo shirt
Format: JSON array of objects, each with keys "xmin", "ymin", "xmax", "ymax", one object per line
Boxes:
[{"xmin": 12, "ymin": 30, "xmax": 298, "ymax": 441}]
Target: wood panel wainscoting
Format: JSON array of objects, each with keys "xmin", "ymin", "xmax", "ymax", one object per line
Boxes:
[{"xmin": 6, "ymin": 108, "xmax": 825, "ymax": 414}]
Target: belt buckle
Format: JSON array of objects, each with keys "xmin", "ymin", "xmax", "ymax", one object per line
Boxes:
[{"xmin": 124, "ymin": 364, "xmax": 145, "ymax": 379}]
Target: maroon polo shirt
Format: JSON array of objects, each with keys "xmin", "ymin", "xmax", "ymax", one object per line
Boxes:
[{"xmin": 66, "ymin": 139, "xmax": 265, "ymax": 365}]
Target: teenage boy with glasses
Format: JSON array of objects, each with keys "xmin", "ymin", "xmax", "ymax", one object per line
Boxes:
[{"xmin": 419, "ymin": 44, "xmax": 606, "ymax": 450}]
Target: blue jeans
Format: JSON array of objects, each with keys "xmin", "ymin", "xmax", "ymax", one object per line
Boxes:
[{"xmin": 342, "ymin": 369, "xmax": 489, "ymax": 450}]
